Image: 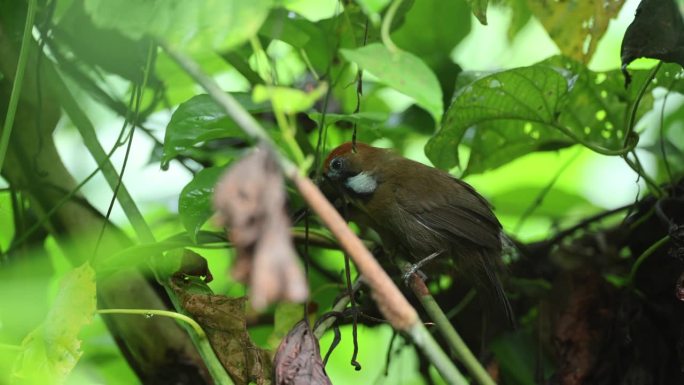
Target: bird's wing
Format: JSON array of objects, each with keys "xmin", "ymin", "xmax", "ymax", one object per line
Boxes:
[{"xmin": 390, "ymin": 164, "xmax": 502, "ymax": 249}]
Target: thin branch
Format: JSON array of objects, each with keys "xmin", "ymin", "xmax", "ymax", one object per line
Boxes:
[
  {"xmin": 628, "ymin": 235, "xmax": 670, "ymax": 284},
  {"xmin": 162, "ymin": 41, "xmax": 468, "ymax": 385},
  {"xmin": 407, "ymin": 273, "xmax": 496, "ymax": 385}
]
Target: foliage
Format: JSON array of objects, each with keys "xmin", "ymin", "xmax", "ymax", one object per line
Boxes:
[{"xmin": 1, "ymin": 0, "xmax": 684, "ymax": 385}]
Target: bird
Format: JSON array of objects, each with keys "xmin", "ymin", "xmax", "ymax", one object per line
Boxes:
[{"xmin": 322, "ymin": 141, "xmax": 514, "ymax": 324}]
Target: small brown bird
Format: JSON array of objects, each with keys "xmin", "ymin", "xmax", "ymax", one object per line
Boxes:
[{"xmin": 323, "ymin": 141, "xmax": 513, "ymax": 323}]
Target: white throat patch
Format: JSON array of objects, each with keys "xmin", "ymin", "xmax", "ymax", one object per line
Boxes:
[{"xmin": 345, "ymin": 172, "xmax": 377, "ymax": 194}]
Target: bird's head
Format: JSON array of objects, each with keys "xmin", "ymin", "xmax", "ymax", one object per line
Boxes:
[{"xmin": 323, "ymin": 141, "xmax": 382, "ymax": 195}]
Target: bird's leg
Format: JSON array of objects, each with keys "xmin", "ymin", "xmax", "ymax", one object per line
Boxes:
[{"xmin": 402, "ymin": 250, "xmax": 443, "ymax": 285}]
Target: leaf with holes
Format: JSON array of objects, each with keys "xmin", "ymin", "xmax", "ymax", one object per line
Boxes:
[
  {"xmin": 426, "ymin": 56, "xmax": 667, "ymax": 174},
  {"xmin": 340, "ymin": 43, "xmax": 443, "ymax": 124},
  {"xmin": 179, "ymin": 167, "xmax": 226, "ymax": 243},
  {"xmin": 162, "ymin": 93, "xmax": 269, "ymax": 168},
  {"xmin": 526, "ymin": 0, "xmax": 625, "ymax": 63},
  {"xmin": 83, "ymin": 0, "xmax": 274, "ymax": 52}
]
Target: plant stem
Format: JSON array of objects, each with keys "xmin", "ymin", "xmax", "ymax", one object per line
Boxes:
[
  {"xmin": 380, "ymin": 0, "xmax": 403, "ymax": 53},
  {"xmin": 408, "ymin": 274, "xmax": 496, "ymax": 385},
  {"xmin": 98, "ymin": 309, "xmax": 235, "ymax": 385},
  {"xmin": 0, "ymin": 0, "xmax": 37, "ymax": 173},
  {"xmin": 628, "ymin": 235, "xmax": 670, "ymax": 284},
  {"xmin": 408, "ymin": 323, "xmax": 470, "ymax": 385},
  {"xmin": 625, "ymin": 61, "xmax": 662, "ymax": 148},
  {"xmin": 162, "ymin": 40, "xmax": 469, "ymax": 385}
]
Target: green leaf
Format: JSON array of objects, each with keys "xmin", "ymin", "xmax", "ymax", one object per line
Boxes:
[
  {"xmin": 162, "ymin": 93, "xmax": 268, "ymax": 168},
  {"xmin": 259, "ymin": 9, "xmax": 312, "ymax": 48},
  {"xmin": 252, "ymin": 83, "xmax": 328, "ymax": 114},
  {"xmin": 466, "ymin": 0, "xmax": 488, "ymax": 25},
  {"xmin": 12, "ymin": 264, "xmax": 96, "ymax": 385},
  {"xmin": 179, "ymin": 167, "xmax": 226, "ymax": 243},
  {"xmin": 83, "ymin": 0, "xmax": 274, "ymax": 52},
  {"xmin": 340, "ymin": 43, "xmax": 443, "ymax": 124},
  {"xmin": 426, "ymin": 56, "xmax": 662, "ymax": 174},
  {"xmin": 526, "ymin": 0, "xmax": 624, "ymax": 62}
]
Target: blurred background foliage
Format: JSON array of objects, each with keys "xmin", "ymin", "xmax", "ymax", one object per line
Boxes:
[{"xmin": 1, "ymin": 0, "xmax": 683, "ymax": 384}]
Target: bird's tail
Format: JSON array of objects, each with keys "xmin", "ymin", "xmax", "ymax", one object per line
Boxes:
[{"xmin": 481, "ymin": 254, "xmax": 516, "ymax": 328}]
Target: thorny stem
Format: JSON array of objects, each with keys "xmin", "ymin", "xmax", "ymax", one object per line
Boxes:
[
  {"xmin": 0, "ymin": 0, "xmax": 37, "ymax": 173},
  {"xmin": 408, "ymin": 274, "xmax": 496, "ymax": 385},
  {"xmin": 380, "ymin": 0, "xmax": 403, "ymax": 53},
  {"xmin": 163, "ymin": 41, "xmax": 469, "ymax": 385}
]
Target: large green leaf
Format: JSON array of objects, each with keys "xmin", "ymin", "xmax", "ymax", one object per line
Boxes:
[
  {"xmin": 162, "ymin": 93, "xmax": 268, "ymax": 168},
  {"xmin": 11, "ymin": 264, "xmax": 96, "ymax": 385},
  {"xmin": 179, "ymin": 167, "xmax": 226, "ymax": 243},
  {"xmin": 83, "ymin": 0, "xmax": 274, "ymax": 52},
  {"xmin": 426, "ymin": 57, "xmax": 671, "ymax": 174},
  {"xmin": 340, "ymin": 43, "xmax": 443, "ymax": 124}
]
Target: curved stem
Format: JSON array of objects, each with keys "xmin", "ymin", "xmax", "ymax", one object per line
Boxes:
[
  {"xmin": 0, "ymin": 0, "xmax": 37, "ymax": 172},
  {"xmin": 380, "ymin": 0, "xmax": 403, "ymax": 53},
  {"xmin": 97, "ymin": 309, "xmax": 207, "ymax": 339},
  {"xmin": 628, "ymin": 235, "xmax": 670, "ymax": 285},
  {"xmin": 625, "ymin": 61, "xmax": 662, "ymax": 148}
]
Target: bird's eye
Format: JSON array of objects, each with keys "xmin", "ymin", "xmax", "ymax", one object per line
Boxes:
[{"xmin": 330, "ymin": 158, "xmax": 342, "ymax": 171}]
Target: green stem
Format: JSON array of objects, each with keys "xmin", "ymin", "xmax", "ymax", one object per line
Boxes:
[
  {"xmin": 46, "ymin": 70, "xmax": 155, "ymax": 244},
  {"xmin": 625, "ymin": 61, "xmax": 662, "ymax": 148},
  {"xmin": 628, "ymin": 235, "xmax": 670, "ymax": 285},
  {"xmin": 98, "ymin": 309, "xmax": 235, "ymax": 385},
  {"xmin": 623, "ymin": 152, "xmax": 663, "ymax": 198},
  {"xmin": 411, "ymin": 276, "xmax": 496, "ymax": 385},
  {"xmin": 0, "ymin": 343, "xmax": 22, "ymax": 351},
  {"xmin": 408, "ymin": 323, "xmax": 470, "ymax": 385},
  {"xmin": 313, "ymin": 280, "xmax": 362, "ymax": 339},
  {"xmin": 97, "ymin": 309, "xmax": 206, "ymax": 339},
  {"xmin": 0, "ymin": 0, "xmax": 37, "ymax": 172},
  {"xmin": 380, "ymin": 0, "xmax": 403, "ymax": 53}
]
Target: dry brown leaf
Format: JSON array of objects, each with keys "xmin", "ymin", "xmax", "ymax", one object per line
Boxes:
[
  {"xmin": 214, "ymin": 145, "xmax": 308, "ymax": 310},
  {"xmin": 274, "ymin": 320, "xmax": 332, "ymax": 385},
  {"xmin": 171, "ymin": 276, "xmax": 273, "ymax": 385}
]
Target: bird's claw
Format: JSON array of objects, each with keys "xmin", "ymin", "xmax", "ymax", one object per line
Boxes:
[{"xmin": 401, "ymin": 251, "xmax": 442, "ymax": 286}]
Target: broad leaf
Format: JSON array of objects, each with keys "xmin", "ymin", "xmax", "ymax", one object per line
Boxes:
[
  {"xmin": 162, "ymin": 93, "xmax": 269, "ymax": 168},
  {"xmin": 426, "ymin": 57, "xmax": 672, "ymax": 174},
  {"xmin": 83, "ymin": 0, "xmax": 273, "ymax": 52},
  {"xmin": 179, "ymin": 167, "xmax": 226, "ymax": 243},
  {"xmin": 11, "ymin": 264, "xmax": 96, "ymax": 385},
  {"xmin": 526, "ymin": 0, "xmax": 625, "ymax": 62},
  {"xmin": 340, "ymin": 43, "xmax": 443, "ymax": 124},
  {"xmin": 621, "ymin": 0, "xmax": 684, "ymax": 76}
]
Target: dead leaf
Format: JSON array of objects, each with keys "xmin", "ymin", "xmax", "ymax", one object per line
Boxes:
[
  {"xmin": 621, "ymin": 0, "xmax": 684, "ymax": 81},
  {"xmin": 527, "ymin": 0, "xmax": 625, "ymax": 63},
  {"xmin": 274, "ymin": 320, "xmax": 332, "ymax": 385},
  {"xmin": 171, "ymin": 276, "xmax": 273, "ymax": 385},
  {"xmin": 214, "ymin": 144, "xmax": 308, "ymax": 310}
]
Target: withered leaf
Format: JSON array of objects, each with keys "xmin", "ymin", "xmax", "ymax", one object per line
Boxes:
[
  {"xmin": 274, "ymin": 320, "xmax": 333, "ymax": 385},
  {"xmin": 621, "ymin": 0, "xmax": 684, "ymax": 84},
  {"xmin": 214, "ymin": 144, "xmax": 308, "ymax": 310},
  {"xmin": 171, "ymin": 275, "xmax": 273, "ymax": 385}
]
